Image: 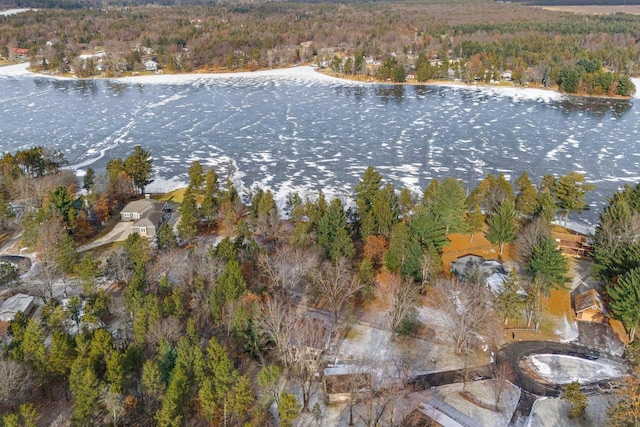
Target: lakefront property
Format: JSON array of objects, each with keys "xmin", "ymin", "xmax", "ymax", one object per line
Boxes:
[{"xmin": 1, "ymin": 1, "xmax": 640, "ymax": 425}]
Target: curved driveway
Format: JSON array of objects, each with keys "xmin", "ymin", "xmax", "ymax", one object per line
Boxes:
[{"xmin": 495, "ymin": 340, "xmax": 625, "ymax": 397}]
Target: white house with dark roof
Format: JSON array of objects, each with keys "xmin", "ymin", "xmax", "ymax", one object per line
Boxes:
[{"xmin": 120, "ymin": 199, "xmax": 167, "ymax": 237}]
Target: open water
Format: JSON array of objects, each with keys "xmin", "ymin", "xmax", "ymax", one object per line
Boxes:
[{"xmin": 0, "ymin": 65, "xmax": 638, "ymax": 230}]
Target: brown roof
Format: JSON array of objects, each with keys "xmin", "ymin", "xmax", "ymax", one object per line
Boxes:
[{"xmin": 575, "ymin": 289, "xmax": 603, "ymax": 313}]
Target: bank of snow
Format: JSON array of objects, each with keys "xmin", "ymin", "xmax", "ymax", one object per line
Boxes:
[{"xmin": 525, "ymin": 354, "xmax": 627, "ymax": 385}]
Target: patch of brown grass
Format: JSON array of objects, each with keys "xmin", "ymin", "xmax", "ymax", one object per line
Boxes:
[{"xmin": 441, "ymin": 230, "xmax": 516, "ymax": 275}]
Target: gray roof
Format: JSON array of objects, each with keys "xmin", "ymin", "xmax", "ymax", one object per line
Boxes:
[
  {"xmin": 121, "ymin": 199, "xmax": 165, "ymax": 215},
  {"xmin": 0, "ymin": 293, "xmax": 34, "ymax": 321},
  {"xmin": 134, "ymin": 211, "xmax": 163, "ymax": 228}
]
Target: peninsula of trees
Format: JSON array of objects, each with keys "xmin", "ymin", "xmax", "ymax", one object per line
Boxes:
[
  {"xmin": 0, "ymin": 145, "xmax": 639, "ymax": 425},
  {"xmin": 0, "ymin": 1, "xmax": 637, "ymax": 96}
]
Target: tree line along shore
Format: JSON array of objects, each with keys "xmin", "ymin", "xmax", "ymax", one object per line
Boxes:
[
  {"xmin": 0, "ymin": 2, "xmax": 638, "ymax": 97},
  {"xmin": 0, "ymin": 144, "xmax": 640, "ymax": 425}
]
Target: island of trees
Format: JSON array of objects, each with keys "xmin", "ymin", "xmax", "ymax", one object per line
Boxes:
[
  {"xmin": 0, "ymin": 0, "xmax": 637, "ymax": 96},
  {"xmin": 0, "ymin": 145, "xmax": 638, "ymax": 425}
]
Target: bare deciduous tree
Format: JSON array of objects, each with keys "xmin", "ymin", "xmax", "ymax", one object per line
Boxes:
[
  {"xmin": 429, "ymin": 277, "xmax": 493, "ymax": 354},
  {"xmin": 310, "ymin": 257, "xmax": 362, "ymax": 325},
  {"xmin": 0, "ymin": 358, "xmax": 32, "ymax": 409},
  {"xmin": 492, "ymin": 362, "xmax": 515, "ymax": 411},
  {"xmin": 290, "ymin": 317, "xmax": 328, "ymax": 412},
  {"xmin": 515, "ymin": 217, "xmax": 550, "ymax": 263},
  {"xmin": 148, "ymin": 316, "xmax": 183, "ymax": 347},
  {"xmin": 256, "ymin": 296, "xmax": 300, "ymax": 366},
  {"xmin": 380, "ymin": 274, "xmax": 421, "ymax": 335},
  {"xmin": 259, "ymin": 246, "xmax": 320, "ymax": 296}
]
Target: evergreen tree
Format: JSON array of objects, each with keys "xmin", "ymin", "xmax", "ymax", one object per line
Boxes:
[
  {"xmin": 123, "ymin": 145, "xmax": 153, "ymax": 195},
  {"xmin": 371, "ymin": 182, "xmax": 398, "ymax": 237},
  {"xmin": 200, "ymin": 168, "xmax": 219, "ymax": 223},
  {"xmin": 535, "ymin": 188, "xmax": 556, "ymax": 223},
  {"xmin": 526, "ymin": 236, "xmax": 570, "ymax": 294},
  {"xmin": 409, "ymin": 206, "xmax": 448, "ymax": 252},
  {"xmin": 355, "ymin": 166, "xmax": 383, "ymax": 239},
  {"xmin": 561, "ymin": 381, "xmax": 587, "ymax": 419},
  {"xmin": 486, "ymin": 199, "xmax": 518, "ymax": 254},
  {"xmin": 515, "ymin": 172, "xmax": 538, "ymax": 217},
  {"xmin": 385, "ymin": 222, "xmax": 411, "ymax": 273},
  {"xmin": 430, "ymin": 177, "xmax": 467, "ymax": 234},
  {"xmin": 553, "ymin": 172, "xmax": 595, "ymax": 227},
  {"xmin": 317, "ymin": 198, "xmax": 354, "ymax": 261},
  {"xmin": 156, "ymin": 222, "xmax": 178, "ymax": 250},
  {"xmin": 83, "ymin": 167, "xmax": 95, "ymax": 193},
  {"xmin": 21, "ymin": 319, "xmax": 47, "ymax": 379},
  {"xmin": 155, "ymin": 364, "xmax": 188, "ymax": 427},
  {"xmin": 398, "ymin": 187, "xmax": 415, "ymax": 219},
  {"xmin": 177, "ymin": 189, "xmax": 198, "ymax": 243},
  {"xmin": 608, "ymin": 267, "xmax": 640, "ymax": 341},
  {"xmin": 187, "ymin": 160, "xmax": 205, "ymax": 193},
  {"xmin": 495, "ymin": 270, "xmax": 524, "ymax": 324},
  {"xmin": 278, "ymin": 391, "xmax": 301, "ymax": 427},
  {"xmin": 69, "ymin": 362, "xmax": 102, "ymax": 426},
  {"xmin": 464, "ymin": 204, "xmax": 485, "ymax": 242}
]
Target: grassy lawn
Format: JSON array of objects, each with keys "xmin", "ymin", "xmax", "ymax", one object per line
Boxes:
[{"xmin": 158, "ymin": 188, "xmax": 186, "ymax": 203}]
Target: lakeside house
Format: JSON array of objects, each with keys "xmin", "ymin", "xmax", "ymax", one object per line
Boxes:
[{"xmin": 120, "ymin": 198, "xmax": 168, "ymax": 237}]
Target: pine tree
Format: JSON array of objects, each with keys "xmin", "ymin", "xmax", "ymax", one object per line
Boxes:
[
  {"xmin": 371, "ymin": 182, "xmax": 399, "ymax": 237},
  {"xmin": 487, "ymin": 199, "xmax": 518, "ymax": 254},
  {"xmin": 83, "ymin": 167, "xmax": 95, "ymax": 193},
  {"xmin": 156, "ymin": 222, "xmax": 178, "ymax": 250},
  {"xmin": 123, "ymin": 145, "xmax": 153, "ymax": 195},
  {"xmin": 385, "ymin": 222, "xmax": 411, "ymax": 273},
  {"xmin": 355, "ymin": 167, "xmax": 382, "ymax": 239},
  {"xmin": 608, "ymin": 268, "xmax": 640, "ymax": 341},
  {"xmin": 48, "ymin": 331, "xmax": 76, "ymax": 380},
  {"xmin": 200, "ymin": 168, "xmax": 219, "ymax": 223},
  {"xmin": 21, "ymin": 319, "xmax": 47, "ymax": 379},
  {"xmin": 409, "ymin": 206, "xmax": 448, "ymax": 252},
  {"xmin": 177, "ymin": 189, "xmax": 198, "ymax": 243},
  {"xmin": 526, "ymin": 236, "xmax": 569, "ymax": 294},
  {"xmin": 515, "ymin": 172, "xmax": 538, "ymax": 217},
  {"xmin": 561, "ymin": 381, "xmax": 587, "ymax": 419},
  {"xmin": 69, "ymin": 362, "xmax": 102, "ymax": 426},
  {"xmin": 317, "ymin": 198, "xmax": 355, "ymax": 261},
  {"xmin": 155, "ymin": 364, "xmax": 188, "ymax": 427},
  {"xmin": 431, "ymin": 177, "xmax": 467, "ymax": 234},
  {"xmin": 465, "ymin": 204, "xmax": 485, "ymax": 242},
  {"xmin": 278, "ymin": 391, "xmax": 301, "ymax": 427},
  {"xmin": 187, "ymin": 160, "xmax": 205, "ymax": 193},
  {"xmin": 495, "ymin": 270, "xmax": 524, "ymax": 324},
  {"xmin": 553, "ymin": 172, "xmax": 595, "ymax": 227}
]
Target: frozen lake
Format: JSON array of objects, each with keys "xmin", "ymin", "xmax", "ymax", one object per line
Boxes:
[{"xmin": 1, "ymin": 64, "xmax": 639, "ymax": 229}]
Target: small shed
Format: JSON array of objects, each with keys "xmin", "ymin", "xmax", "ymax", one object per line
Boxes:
[
  {"xmin": 575, "ymin": 289, "xmax": 606, "ymax": 323},
  {"xmin": 0, "ymin": 293, "xmax": 35, "ymax": 322}
]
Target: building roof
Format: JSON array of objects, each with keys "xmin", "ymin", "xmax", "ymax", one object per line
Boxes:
[
  {"xmin": 575, "ymin": 289, "xmax": 604, "ymax": 314},
  {"xmin": 0, "ymin": 293, "xmax": 34, "ymax": 317},
  {"xmin": 122, "ymin": 199, "xmax": 165, "ymax": 215},
  {"xmin": 134, "ymin": 211, "xmax": 164, "ymax": 228}
]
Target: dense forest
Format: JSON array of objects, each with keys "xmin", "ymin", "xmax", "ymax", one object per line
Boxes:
[
  {"xmin": 0, "ymin": 1, "xmax": 637, "ymax": 95},
  {"xmin": 0, "ymin": 145, "xmax": 640, "ymax": 425}
]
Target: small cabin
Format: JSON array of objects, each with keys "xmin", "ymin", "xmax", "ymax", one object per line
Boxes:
[{"xmin": 575, "ymin": 289, "xmax": 606, "ymax": 323}]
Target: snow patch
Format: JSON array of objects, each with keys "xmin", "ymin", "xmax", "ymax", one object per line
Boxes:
[{"xmin": 527, "ymin": 354, "xmax": 626, "ymax": 385}]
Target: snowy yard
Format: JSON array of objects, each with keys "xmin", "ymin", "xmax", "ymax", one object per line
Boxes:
[{"xmin": 524, "ymin": 354, "xmax": 627, "ymax": 385}]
